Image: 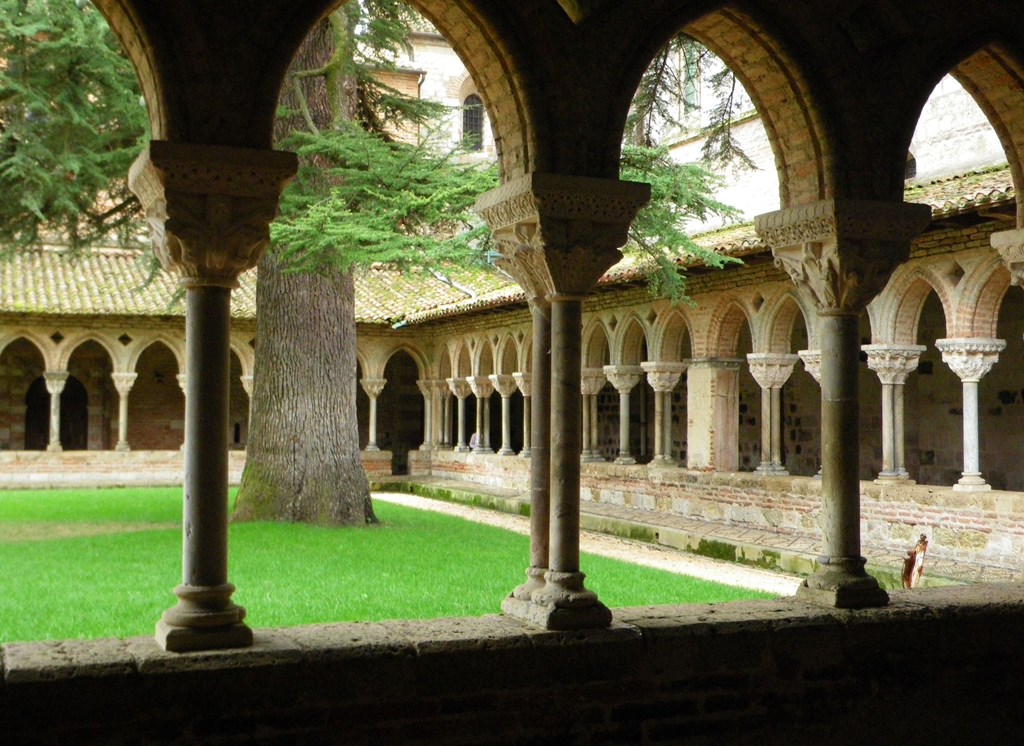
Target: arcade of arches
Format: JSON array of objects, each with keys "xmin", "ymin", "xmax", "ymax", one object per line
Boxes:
[{"xmin": 5, "ymin": 2, "xmax": 1024, "ymax": 742}]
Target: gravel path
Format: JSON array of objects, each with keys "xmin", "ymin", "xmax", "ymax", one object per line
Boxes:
[{"xmin": 374, "ymin": 492, "xmax": 802, "ymax": 597}]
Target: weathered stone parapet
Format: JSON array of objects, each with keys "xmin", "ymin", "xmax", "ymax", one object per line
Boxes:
[{"xmin": 129, "ymin": 141, "xmax": 297, "ymax": 288}]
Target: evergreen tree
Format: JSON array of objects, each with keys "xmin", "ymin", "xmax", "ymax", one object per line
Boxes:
[{"xmin": 0, "ymin": 0, "xmax": 147, "ymax": 249}]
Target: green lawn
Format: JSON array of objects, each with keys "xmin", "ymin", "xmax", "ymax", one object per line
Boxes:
[{"xmin": 0, "ymin": 487, "xmax": 771, "ymax": 643}]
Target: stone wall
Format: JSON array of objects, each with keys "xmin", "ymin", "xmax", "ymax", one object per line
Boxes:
[{"xmin": 3, "ymin": 585, "xmax": 1022, "ymax": 744}]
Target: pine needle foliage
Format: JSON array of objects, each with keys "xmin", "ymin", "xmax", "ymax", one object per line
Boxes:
[{"xmin": 0, "ymin": 0, "xmax": 147, "ymax": 251}]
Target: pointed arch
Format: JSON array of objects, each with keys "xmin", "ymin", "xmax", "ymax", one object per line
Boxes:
[
  {"xmin": 582, "ymin": 319, "xmax": 612, "ymax": 368},
  {"xmin": 612, "ymin": 314, "xmax": 650, "ymax": 365},
  {"xmin": 954, "ymin": 256, "xmax": 1011, "ymax": 339},
  {"xmin": 56, "ymin": 332, "xmax": 122, "ymax": 373},
  {"xmin": 757, "ymin": 289, "xmax": 814, "ymax": 353},
  {"xmin": 651, "ymin": 307, "xmax": 693, "ymax": 363},
  {"xmin": 128, "ymin": 335, "xmax": 185, "ymax": 375},
  {"xmin": 706, "ymin": 298, "xmax": 754, "ymax": 358}
]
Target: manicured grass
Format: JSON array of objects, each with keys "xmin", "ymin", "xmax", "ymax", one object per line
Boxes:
[{"xmin": 0, "ymin": 487, "xmax": 771, "ymax": 643}]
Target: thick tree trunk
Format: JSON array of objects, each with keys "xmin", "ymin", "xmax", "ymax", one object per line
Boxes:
[{"xmin": 234, "ymin": 250, "xmax": 376, "ymax": 524}]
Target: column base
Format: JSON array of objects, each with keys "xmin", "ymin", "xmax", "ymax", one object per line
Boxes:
[
  {"xmin": 953, "ymin": 473, "xmax": 991, "ymax": 492},
  {"xmin": 874, "ymin": 474, "xmax": 915, "ymax": 485},
  {"xmin": 115, "ymin": 442, "xmax": 131, "ymax": 453},
  {"xmin": 510, "ymin": 566, "xmax": 547, "ymax": 601},
  {"xmin": 614, "ymin": 455, "xmax": 636, "ymax": 466},
  {"xmin": 796, "ymin": 558, "xmax": 889, "ymax": 609},
  {"xmin": 455, "ymin": 445, "xmax": 471, "ymax": 453},
  {"xmin": 364, "ymin": 445, "xmax": 380, "ymax": 452},
  {"xmin": 46, "ymin": 443, "xmax": 62, "ymax": 453},
  {"xmin": 755, "ymin": 464, "xmax": 789, "ymax": 476},
  {"xmin": 501, "ymin": 594, "xmax": 612, "ymax": 631},
  {"xmin": 582, "ymin": 453, "xmax": 606, "ymax": 464},
  {"xmin": 498, "ymin": 447, "xmax": 516, "ymax": 456},
  {"xmin": 648, "ymin": 456, "xmax": 677, "ymax": 469},
  {"xmin": 519, "ymin": 449, "xmax": 531, "ymax": 459},
  {"xmin": 156, "ymin": 619, "xmax": 253, "ymax": 653},
  {"xmin": 156, "ymin": 583, "xmax": 251, "ymax": 652}
]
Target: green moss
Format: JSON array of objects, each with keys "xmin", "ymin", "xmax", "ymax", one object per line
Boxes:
[
  {"xmin": 753, "ymin": 549, "xmax": 780, "ymax": 570},
  {"xmin": 696, "ymin": 538, "xmax": 737, "ymax": 562}
]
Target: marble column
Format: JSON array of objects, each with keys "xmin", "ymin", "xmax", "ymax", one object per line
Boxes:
[
  {"xmin": 640, "ymin": 362, "xmax": 687, "ymax": 465},
  {"xmin": 580, "ymin": 368, "xmax": 606, "ymax": 463},
  {"xmin": 798, "ymin": 350, "xmax": 824, "ymax": 479},
  {"xmin": 756, "ymin": 198, "xmax": 930, "ymax": 609},
  {"xmin": 437, "ymin": 381, "xmax": 453, "ymax": 447},
  {"xmin": 360, "ymin": 378, "xmax": 386, "ymax": 451},
  {"xmin": 935, "ymin": 338, "xmax": 1004, "ymax": 492},
  {"xmin": 447, "ymin": 378, "xmax": 472, "ymax": 452},
  {"xmin": 111, "ymin": 372, "xmax": 138, "ymax": 452},
  {"xmin": 862, "ymin": 345, "xmax": 925, "ymax": 481},
  {"xmin": 489, "ymin": 374, "xmax": 519, "ymax": 455},
  {"xmin": 415, "ymin": 379, "xmax": 434, "ymax": 451},
  {"xmin": 476, "ymin": 172, "xmax": 649, "ymax": 630},
  {"xmin": 467, "ymin": 376, "xmax": 494, "ymax": 453},
  {"xmin": 512, "ymin": 372, "xmax": 532, "ymax": 458},
  {"xmin": 684, "ymin": 359, "xmax": 742, "ymax": 471},
  {"xmin": 130, "ymin": 140, "xmax": 296, "ymax": 651},
  {"xmin": 746, "ymin": 353, "xmax": 799, "ymax": 475},
  {"xmin": 43, "ymin": 371, "xmax": 69, "ymax": 452},
  {"xmin": 603, "ymin": 365, "xmax": 643, "ymax": 465}
]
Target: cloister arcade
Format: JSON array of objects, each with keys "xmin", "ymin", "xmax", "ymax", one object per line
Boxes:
[{"xmin": 5, "ymin": 1, "xmax": 1024, "ymax": 741}]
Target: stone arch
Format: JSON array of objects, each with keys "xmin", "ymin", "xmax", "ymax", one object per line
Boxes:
[
  {"xmin": 355, "ymin": 347, "xmax": 373, "ymax": 382},
  {"xmin": 613, "ymin": 315, "xmax": 650, "ymax": 365},
  {"xmin": 757, "ymin": 290, "xmax": 814, "ymax": 353},
  {"xmin": 706, "ymin": 298, "xmax": 754, "ymax": 358},
  {"xmin": 128, "ymin": 336, "xmax": 184, "ymax": 376},
  {"xmin": 474, "ymin": 336, "xmax": 495, "ymax": 377},
  {"xmin": 582, "ymin": 319, "xmax": 612, "ymax": 368},
  {"xmin": 452, "ymin": 341, "xmax": 472, "ymax": 378},
  {"xmin": 0, "ymin": 337, "xmax": 47, "ymax": 451},
  {"xmin": 380, "ymin": 348, "xmax": 425, "ymax": 475},
  {"xmin": 953, "ymin": 257, "xmax": 1011, "ymax": 339},
  {"xmin": 872, "ymin": 263, "xmax": 957, "ymax": 345},
  {"xmin": 66, "ymin": 340, "xmax": 117, "ymax": 451},
  {"xmin": 129, "ymin": 340, "xmax": 185, "ymax": 449},
  {"xmin": 381, "ymin": 345, "xmax": 428, "ymax": 381},
  {"xmin": 438, "ymin": 348, "xmax": 453, "ymax": 380},
  {"xmin": 229, "ymin": 336, "xmax": 256, "ymax": 380},
  {"xmin": 496, "ymin": 335, "xmax": 519, "ymax": 375},
  {"xmin": 57, "ymin": 332, "xmax": 122, "ymax": 373},
  {"xmin": 651, "ymin": 308, "xmax": 693, "ymax": 363},
  {"xmin": 0, "ymin": 329, "xmax": 58, "ymax": 371}
]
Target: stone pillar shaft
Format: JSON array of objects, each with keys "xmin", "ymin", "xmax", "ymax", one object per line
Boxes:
[
  {"xmin": 513, "ymin": 371, "xmax": 532, "ymax": 459},
  {"xmin": 604, "ymin": 366, "xmax": 643, "ymax": 465},
  {"xmin": 361, "ymin": 378, "xmax": 386, "ymax": 452},
  {"xmin": 747, "ymin": 353, "xmax": 797, "ymax": 475},
  {"xmin": 44, "ymin": 372, "xmax": 68, "ymax": 452},
  {"xmin": 112, "ymin": 372, "xmax": 137, "ymax": 452},
  {"xmin": 580, "ymin": 369, "xmax": 606, "ymax": 463}
]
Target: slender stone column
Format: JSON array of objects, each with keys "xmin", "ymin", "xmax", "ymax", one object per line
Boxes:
[
  {"xmin": 431, "ymin": 380, "xmax": 449, "ymax": 447},
  {"xmin": 360, "ymin": 378, "xmax": 386, "ymax": 451},
  {"xmin": 603, "ymin": 365, "xmax": 643, "ymax": 464},
  {"xmin": 580, "ymin": 368, "xmax": 606, "ymax": 462},
  {"xmin": 111, "ymin": 372, "xmax": 138, "ymax": 452},
  {"xmin": 641, "ymin": 362, "xmax": 687, "ymax": 464},
  {"xmin": 415, "ymin": 379, "xmax": 434, "ymax": 451},
  {"xmin": 43, "ymin": 371, "xmax": 69, "ymax": 452},
  {"xmin": 490, "ymin": 374, "xmax": 518, "ymax": 455},
  {"xmin": 935, "ymin": 339, "xmax": 1004, "ymax": 492},
  {"xmin": 757, "ymin": 198, "xmax": 930, "ymax": 609},
  {"xmin": 130, "ymin": 140, "xmax": 296, "ymax": 651},
  {"xmin": 447, "ymin": 378, "xmax": 472, "ymax": 452},
  {"xmin": 862, "ymin": 345, "xmax": 924, "ymax": 481},
  {"xmin": 513, "ymin": 372, "xmax": 532, "ymax": 458},
  {"xmin": 746, "ymin": 353, "xmax": 798, "ymax": 475},
  {"xmin": 798, "ymin": 350, "xmax": 823, "ymax": 478},
  {"xmin": 476, "ymin": 172, "xmax": 649, "ymax": 629},
  {"xmin": 436, "ymin": 381, "xmax": 452, "ymax": 447},
  {"xmin": 467, "ymin": 376, "xmax": 494, "ymax": 453}
]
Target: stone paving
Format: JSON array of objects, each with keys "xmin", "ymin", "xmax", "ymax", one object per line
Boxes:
[{"xmin": 374, "ymin": 477, "xmax": 1024, "ymax": 588}]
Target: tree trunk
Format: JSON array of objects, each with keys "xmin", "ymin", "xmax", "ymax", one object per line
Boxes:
[
  {"xmin": 234, "ymin": 250, "xmax": 376, "ymax": 524},
  {"xmin": 234, "ymin": 9, "xmax": 375, "ymax": 525}
]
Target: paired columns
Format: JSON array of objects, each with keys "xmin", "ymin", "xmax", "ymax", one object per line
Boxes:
[
  {"xmin": 797, "ymin": 350, "xmax": 823, "ymax": 478},
  {"xmin": 862, "ymin": 345, "xmax": 924, "ymax": 482},
  {"xmin": 640, "ymin": 362, "xmax": 686, "ymax": 465},
  {"xmin": 43, "ymin": 371, "xmax": 69, "ymax": 452},
  {"xmin": 447, "ymin": 378, "xmax": 472, "ymax": 452},
  {"xmin": 603, "ymin": 365, "xmax": 643, "ymax": 464},
  {"xmin": 580, "ymin": 368, "xmax": 606, "ymax": 462},
  {"xmin": 489, "ymin": 374, "xmax": 519, "ymax": 456},
  {"xmin": 746, "ymin": 354, "xmax": 798, "ymax": 475},
  {"xmin": 130, "ymin": 140, "xmax": 296, "ymax": 651},
  {"xmin": 935, "ymin": 339, "xmax": 1004, "ymax": 492},
  {"xmin": 756, "ymin": 198, "xmax": 931, "ymax": 609},
  {"xmin": 360, "ymin": 378, "xmax": 386, "ymax": 451},
  {"xmin": 415, "ymin": 379, "xmax": 434, "ymax": 451},
  {"xmin": 467, "ymin": 376, "xmax": 494, "ymax": 453},
  {"xmin": 476, "ymin": 172, "xmax": 650, "ymax": 630},
  {"xmin": 512, "ymin": 372, "xmax": 532, "ymax": 457}
]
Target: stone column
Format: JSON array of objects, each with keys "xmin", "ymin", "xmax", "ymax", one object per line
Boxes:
[
  {"xmin": 130, "ymin": 140, "xmax": 296, "ymax": 651},
  {"xmin": 360, "ymin": 378, "xmax": 386, "ymax": 451},
  {"xmin": 476, "ymin": 172, "xmax": 649, "ymax": 630},
  {"xmin": 513, "ymin": 372, "xmax": 532, "ymax": 458},
  {"xmin": 447, "ymin": 378, "xmax": 472, "ymax": 452},
  {"xmin": 437, "ymin": 381, "xmax": 453, "ymax": 447},
  {"xmin": 756, "ymin": 198, "xmax": 930, "ymax": 609},
  {"xmin": 43, "ymin": 371, "xmax": 69, "ymax": 452},
  {"xmin": 603, "ymin": 365, "xmax": 643, "ymax": 464},
  {"xmin": 935, "ymin": 339, "xmax": 1005, "ymax": 492},
  {"xmin": 684, "ymin": 359, "xmax": 742, "ymax": 470},
  {"xmin": 641, "ymin": 362, "xmax": 687, "ymax": 464},
  {"xmin": 580, "ymin": 368, "xmax": 606, "ymax": 463},
  {"xmin": 862, "ymin": 345, "xmax": 925, "ymax": 481},
  {"xmin": 415, "ymin": 379, "xmax": 434, "ymax": 451},
  {"xmin": 798, "ymin": 350, "xmax": 824, "ymax": 478},
  {"xmin": 111, "ymin": 372, "xmax": 138, "ymax": 452},
  {"xmin": 746, "ymin": 353, "xmax": 799, "ymax": 475},
  {"xmin": 467, "ymin": 376, "xmax": 494, "ymax": 453},
  {"xmin": 489, "ymin": 374, "xmax": 519, "ymax": 455}
]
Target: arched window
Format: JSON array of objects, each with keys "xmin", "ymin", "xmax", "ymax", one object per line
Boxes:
[
  {"xmin": 905, "ymin": 152, "xmax": 917, "ymax": 180},
  {"xmin": 462, "ymin": 94, "xmax": 484, "ymax": 152}
]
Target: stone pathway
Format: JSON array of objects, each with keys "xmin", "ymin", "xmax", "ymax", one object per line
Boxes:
[{"xmin": 374, "ymin": 491, "xmax": 803, "ymax": 596}]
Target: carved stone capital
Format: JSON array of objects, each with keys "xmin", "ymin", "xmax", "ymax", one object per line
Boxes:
[
  {"xmin": 432, "ymin": 379, "xmax": 452, "ymax": 398},
  {"xmin": 603, "ymin": 365, "xmax": 644, "ymax": 393},
  {"xmin": 580, "ymin": 367, "xmax": 607, "ymax": 396},
  {"xmin": 489, "ymin": 374, "xmax": 518, "ymax": 398},
  {"xmin": 991, "ymin": 228, "xmax": 1024, "ymax": 286},
  {"xmin": 755, "ymin": 200, "xmax": 931, "ymax": 313},
  {"xmin": 862, "ymin": 344, "xmax": 926, "ymax": 385},
  {"xmin": 746, "ymin": 353, "xmax": 799, "ymax": 390},
  {"xmin": 797, "ymin": 350, "xmax": 822, "ymax": 383},
  {"xmin": 240, "ymin": 374, "xmax": 254, "ymax": 397},
  {"xmin": 467, "ymin": 375, "xmax": 494, "ymax": 399},
  {"xmin": 129, "ymin": 141, "xmax": 297, "ymax": 288},
  {"xmin": 474, "ymin": 173, "xmax": 651, "ymax": 298},
  {"xmin": 447, "ymin": 377, "xmax": 472, "ymax": 399},
  {"xmin": 936, "ymin": 338, "xmax": 1005, "ymax": 383},
  {"xmin": 361, "ymin": 377, "xmax": 387, "ymax": 399},
  {"xmin": 415, "ymin": 379, "xmax": 433, "ymax": 399},
  {"xmin": 111, "ymin": 372, "xmax": 138, "ymax": 397},
  {"xmin": 640, "ymin": 361, "xmax": 687, "ymax": 392},
  {"xmin": 43, "ymin": 371, "xmax": 69, "ymax": 396},
  {"xmin": 512, "ymin": 371, "xmax": 532, "ymax": 397},
  {"xmin": 176, "ymin": 373, "xmax": 188, "ymax": 394}
]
